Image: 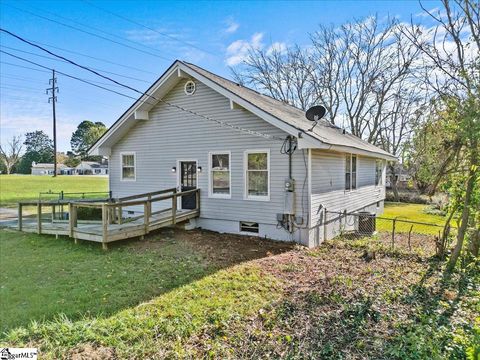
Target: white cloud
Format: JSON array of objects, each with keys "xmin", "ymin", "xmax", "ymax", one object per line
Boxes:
[
  {"xmin": 225, "ymin": 32, "xmax": 264, "ymax": 66},
  {"xmin": 224, "ymin": 17, "xmax": 239, "ymax": 34}
]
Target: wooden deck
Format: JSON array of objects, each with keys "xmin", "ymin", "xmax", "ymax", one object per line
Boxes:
[{"xmin": 12, "ymin": 188, "xmax": 200, "ymax": 249}]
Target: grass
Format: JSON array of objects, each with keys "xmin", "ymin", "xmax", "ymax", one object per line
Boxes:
[
  {"xmin": 0, "ymin": 229, "xmax": 214, "ymax": 333},
  {"xmin": 0, "ymin": 175, "xmax": 109, "ymax": 207},
  {"xmin": 0, "ymin": 228, "xmax": 477, "ymax": 359},
  {"xmin": 382, "ymin": 202, "xmax": 447, "ymax": 225},
  {"xmin": 0, "ymin": 229, "xmax": 281, "ymax": 359},
  {"xmin": 379, "ymin": 202, "xmax": 449, "ymax": 235}
]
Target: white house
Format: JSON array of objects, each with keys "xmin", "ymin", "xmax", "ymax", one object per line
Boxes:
[
  {"xmin": 89, "ymin": 60, "xmax": 395, "ymax": 247},
  {"xmin": 75, "ymin": 161, "xmax": 108, "ymax": 175},
  {"xmin": 31, "ymin": 162, "xmax": 68, "ymax": 175}
]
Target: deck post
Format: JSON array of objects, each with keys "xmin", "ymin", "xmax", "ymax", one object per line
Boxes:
[
  {"xmin": 195, "ymin": 189, "xmax": 200, "ymax": 212},
  {"xmin": 172, "ymin": 193, "xmax": 177, "ymax": 225},
  {"xmin": 37, "ymin": 202, "xmax": 42, "ymax": 234},
  {"xmin": 102, "ymin": 204, "xmax": 108, "ymax": 250},
  {"xmin": 69, "ymin": 203, "xmax": 77, "ymax": 238},
  {"xmin": 144, "ymin": 201, "xmax": 150, "ymax": 235},
  {"xmin": 18, "ymin": 203, "xmax": 22, "ymax": 231},
  {"xmin": 51, "ymin": 205, "xmax": 55, "ymax": 222},
  {"xmin": 118, "ymin": 205, "xmax": 122, "ymax": 224}
]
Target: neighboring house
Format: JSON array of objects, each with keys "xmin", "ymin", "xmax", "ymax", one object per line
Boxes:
[
  {"xmin": 386, "ymin": 163, "xmax": 412, "ymax": 189},
  {"xmin": 75, "ymin": 161, "xmax": 108, "ymax": 175},
  {"xmin": 31, "ymin": 162, "xmax": 67, "ymax": 175},
  {"xmin": 89, "ymin": 60, "xmax": 395, "ymax": 247}
]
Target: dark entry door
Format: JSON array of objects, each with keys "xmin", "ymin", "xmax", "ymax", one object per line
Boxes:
[{"xmin": 180, "ymin": 161, "xmax": 197, "ymax": 209}]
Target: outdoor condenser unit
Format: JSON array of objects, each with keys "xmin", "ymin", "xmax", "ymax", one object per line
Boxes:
[{"xmin": 357, "ymin": 212, "xmax": 376, "ymax": 236}]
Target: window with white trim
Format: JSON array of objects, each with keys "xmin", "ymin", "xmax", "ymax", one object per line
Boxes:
[
  {"xmin": 375, "ymin": 160, "xmax": 383, "ymax": 186},
  {"xmin": 245, "ymin": 150, "xmax": 269, "ymax": 200},
  {"xmin": 210, "ymin": 152, "xmax": 231, "ymax": 197},
  {"xmin": 345, "ymin": 154, "xmax": 357, "ymax": 190},
  {"xmin": 121, "ymin": 153, "xmax": 136, "ymax": 180}
]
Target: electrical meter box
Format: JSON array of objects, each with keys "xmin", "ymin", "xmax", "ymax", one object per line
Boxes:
[
  {"xmin": 284, "ymin": 178, "xmax": 295, "ymax": 192},
  {"xmin": 284, "ymin": 191, "xmax": 295, "ymax": 215}
]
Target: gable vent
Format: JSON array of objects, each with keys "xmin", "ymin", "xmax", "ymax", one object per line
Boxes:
[{"xmin": 184, "ymin": 80, "xmax": 196, "ymax": 95}]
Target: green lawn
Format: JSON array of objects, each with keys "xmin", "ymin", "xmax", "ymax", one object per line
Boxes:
[
  {"xmin": 0, "ymin": 175, "xmax": 109, "ymax": 206},
  {"xmin": 382, "ymin": 202, "xmax": 447, "ymax": 225},
  {"xmin": 378, "ymin": 202, "xmax": 449, "ymax": 235},
  {"xmin": 0, "ymin": 229, "xmax": 213, "ymax": 333},
  {"xmin": 0, "ymin": 228, "xmax": 281, "ymax": 358},
  {"xmin": 0, "ymin": 228, "xmax": 476, "ymax": 359}
]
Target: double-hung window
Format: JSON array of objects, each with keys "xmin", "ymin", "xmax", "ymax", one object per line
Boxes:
[
  {"xmin": 209, "ymin": 152, "xmax": 231, "ymax": 198},
  {"xmin": 245, "ymin": 150, "xmax": 270, "ymax": 200},
  {"xmin": 375, "ymin": 160, "xmax": 383, "ymax": 186},
  {"xmin": 345, "ymin": 154, "xmax": 357, "ymax": 190},
  {"xmin": 121, "ymin": 152, "xmax": 136, "ymax": 181}
]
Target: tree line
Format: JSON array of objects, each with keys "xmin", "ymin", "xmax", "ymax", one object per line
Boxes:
[
  {"xmin": 0, "ymin": 120, "xmax": 106, "ymax": 174},
  {"xmin": 232, "ymin": 0, "xmax": 478, "ymax": 271}
]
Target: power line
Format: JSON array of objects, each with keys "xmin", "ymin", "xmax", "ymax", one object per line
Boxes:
[
  {"xmin": 0, "ymin": 45, "xmax": 151, "ymax": 83},
  {"xmin": 82, "ymin": 0, "xmax": 216, "ymax": 57},
  {"xmin": 0, "ymin": 30, "xmax": 147, "ymax": 95},
  {"xmin": 3, "ymin": 3, "xmax": 173, "ymax": 61},
  {"xmin": 0, "ymin": 73, "xmax": 51, "ymax": 84},
  {"xmin": 0, "ymin": 44, "xmax": 284, "ymax": 141},
  {"xmin": 21, "ymin": 39, "xmax": 157, "ymax": 75},
  {"xmin": 0, "ymin": 60, "xmax": 51, "ymax": 73},
  {"xmin": 0, "ymin": 51, "xmax": 152, "ymax": 102}
]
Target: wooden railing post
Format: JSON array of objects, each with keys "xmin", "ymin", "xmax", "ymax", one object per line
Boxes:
[
  {"xmin": 144, "ymin": 201, "xmax": 150, "ymax": 235},
  {"xmin": 18, "ymin": 203, "xmax": 22, "ymax": 231},
  {"xmin": 102, "ymin": 204, "xmax": 108, "ymax": 250},
  {"xmin": 118, "ymin": 205, "xmax": 123, "ymax": 224},
  {"xmin": 69, "ymin": 203, "xmax": 78, "ymax": 239},
  {"xmin": 195, "ymin": 189, "xmax": 200, "ymax": 212},
  {"xmin": 172, "ymin": 193, "xmax": 177, "ymax": 224},
  {"xmin": 37, "ymin": 202, "xmax": 42, "ymax": 234}
]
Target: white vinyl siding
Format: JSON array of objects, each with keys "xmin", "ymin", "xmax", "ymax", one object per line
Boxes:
[
  {"xmin": 209, "ymin": 151, "xmax": 231, "ymax": 198},
  {"xmin": 109, "ymin": 80, "xmax": 308, "ymax": 243},
  {"xmin": 309, "ymin": 150, "xmax": 386, "ymax": 243},
  {"xmin": 244, "ymin": 150, "xmax": 270, "ymax": 201},
  {"xmin": 120, "ymin": 152, "xmax": 136, "ymax": 181}
]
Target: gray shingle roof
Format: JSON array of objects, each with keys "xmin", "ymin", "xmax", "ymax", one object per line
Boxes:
[{"xmin": 182, "ymin": 61, "xmax": 395, "ymax": 160}]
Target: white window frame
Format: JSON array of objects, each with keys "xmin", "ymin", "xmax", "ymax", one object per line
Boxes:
[
  {"xmin": 208, "ymin": 151, "xmax": 232, "ymax": 199},
  {"xmin": 120, "ymin": 152, "xmax": 136, "ymax": 181},
  {"xmin": 375, "ymin": 159, "xmax": 384, "ymax": 186},
  {"xmin": 244, "ymin": 149, "xmax": 270, "ymax": 201},
  {"xmin": 345, "ymin": 154, "xmax": 357, "ymax": 191}
]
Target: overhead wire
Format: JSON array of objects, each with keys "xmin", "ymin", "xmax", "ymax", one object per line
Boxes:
[
  {"xmin": 2, "ymin": 3, "xmax": 173, "ymax": 61},
  {"xmin": 0, "ymin": 45, "xmax": 151, "ymax": 83},
  {"xmin": 1, "ymin": 31, "xmax": 285, "ymax": 141},
  {"xmin": 81, "ymin": 0, "xmax": 217, "ymax": 57}
]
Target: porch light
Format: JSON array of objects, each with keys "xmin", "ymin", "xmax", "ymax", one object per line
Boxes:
[
  {"xmin": 171, "ymin": 167, "xmax": 176, "ymax": 173},
  {"xmin": 197, "ymin": 166, "xmax": 202, "ymax": 173}
]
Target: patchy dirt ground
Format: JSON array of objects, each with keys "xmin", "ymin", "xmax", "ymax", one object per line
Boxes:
[{"xmin": 126, "ymin": 226, "xmax": 297, "ymax": 268}]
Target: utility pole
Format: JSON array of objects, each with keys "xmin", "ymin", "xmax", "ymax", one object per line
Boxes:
[{"xmin": 46, "ymin": 69, "xmax": 58, "ymax": 176}]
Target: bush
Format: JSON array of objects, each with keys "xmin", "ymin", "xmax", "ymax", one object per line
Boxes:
[
  {"xmin": 386, "ymin": 190, "xmax": 429, "ymax": 204},
  {"xmin": 76, "ymin": 207, "xmax": 102, "ymax": 220}
]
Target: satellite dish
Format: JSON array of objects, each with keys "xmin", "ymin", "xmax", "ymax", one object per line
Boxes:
[{"xmin": 305, "ymin": 105, "xmax": 326, "ymax": 122}]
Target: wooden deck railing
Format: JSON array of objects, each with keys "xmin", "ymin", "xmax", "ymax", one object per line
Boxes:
[
  {"xmin": 17, "ymin": 188, "xmax": 201, "ymax": 250},
  {"xmin": 70, "ymin": 188, "xmax": 200, "ymax": 249}
]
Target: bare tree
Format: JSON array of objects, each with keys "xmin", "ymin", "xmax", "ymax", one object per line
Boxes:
[
  {"xmin": 0, "ymin": 135, "xmax": 23, "ymax": 174},
  {"xmin": 233, "ymin": 15, "xmax": 426, "ymax": 200},
  {"xmin": 403, "ymin": 0, "xmax": 479, "ymax": 270}
]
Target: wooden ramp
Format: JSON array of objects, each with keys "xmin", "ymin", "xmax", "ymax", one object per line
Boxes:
[{"xmin": 14, "ymin": 188, "xmax": 200, "ymax": 249}]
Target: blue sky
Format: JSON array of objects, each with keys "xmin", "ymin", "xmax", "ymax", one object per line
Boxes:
[{"xmin": 0, "ymin": 0, "xmax": 439, "ymax": 152}]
